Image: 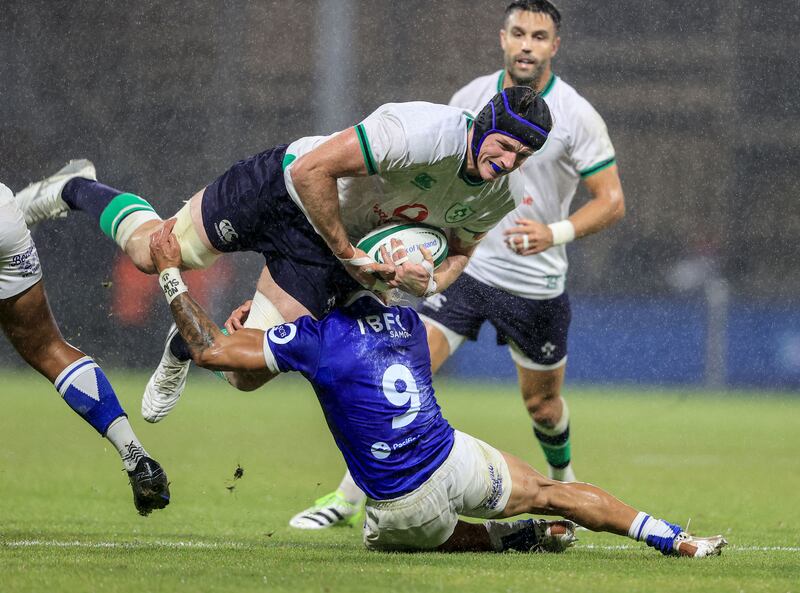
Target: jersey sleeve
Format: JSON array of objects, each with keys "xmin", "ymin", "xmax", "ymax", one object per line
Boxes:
[
  {"xmin": 353, "ymin": 104, "xmax": 444, "ymax": 174},
  {"xmin": 261, "ymin": 316, "xmax": 322, "ymax": 376},
  {"xmin": 569, "ymin": 101, "xmax": 617, "ymax": 179}
]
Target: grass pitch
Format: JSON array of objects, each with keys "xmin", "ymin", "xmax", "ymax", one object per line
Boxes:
[{"xmin": 1, "ymin": 371, "xmax": 798, "ymax": 593}]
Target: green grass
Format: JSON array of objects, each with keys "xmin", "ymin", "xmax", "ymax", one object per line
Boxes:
[{"xmin": 1, "ymin": 371, "xmax": 798, "ymax": 593}]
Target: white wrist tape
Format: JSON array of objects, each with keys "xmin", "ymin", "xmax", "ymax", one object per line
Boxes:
[
  {"xmin": 421, "ymin": 260, "xmax": 437, "ymax": 297},
  {"xmin": 423, "ymin": 276, "xmax": 438, "ymax": 298},
  {"xmin": 547, "ymin": 220, "xmax": 576, "ymax": 246},
  {"xmin": 159, "ymin": 267, "xmax": 188, "ymax": 304}
]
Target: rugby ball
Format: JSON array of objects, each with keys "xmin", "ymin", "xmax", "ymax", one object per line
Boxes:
[{"xmin": 356, "ymin": 223, "xmax": 448, "ymax": 268}]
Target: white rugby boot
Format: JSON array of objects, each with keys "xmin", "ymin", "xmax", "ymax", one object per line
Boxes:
[
  {"xmin": 289, "ymin": 490, "xmax": 365, "ymax": 530},
  {"xmin": 16, "ymin": 159, "xmax": 96, "ymax": 226},
  {"xmin": 672, "ymin": 532, "xmax": 728, "ymax": 558},
  {"xmin": 142, "ymin": 325, "xmax": 191, "ymax": 423},
  {"xmin": 487, "ymin": 519, "xmax": 577, "ymax": 553}
]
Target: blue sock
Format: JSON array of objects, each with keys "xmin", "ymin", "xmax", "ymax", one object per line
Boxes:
[
  {"xmin": 63, "ymin": 178, "xmax": 122, "ymax": 220},
  {"xmin": 54, "ymin": 357, "xmax": 126, "ymax": 435}
]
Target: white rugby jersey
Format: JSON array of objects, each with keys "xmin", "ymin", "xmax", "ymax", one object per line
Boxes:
[
  {"xmin": 283, "ymin": 102, "xmax": 519, "ymax": 243},
  {"xmin": 452, "ymin": 71, "xmax": 616, "ymax": 299}
]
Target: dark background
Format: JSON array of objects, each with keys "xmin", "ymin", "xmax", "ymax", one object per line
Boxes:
[{"xmin": 1, "ymin": 1, "xmax": 798, "ymax": 379}]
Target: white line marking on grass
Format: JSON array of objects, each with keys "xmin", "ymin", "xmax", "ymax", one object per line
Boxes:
[{"xmin": 1, "ymin": 540, "xmax": 247, "ymax": 550}]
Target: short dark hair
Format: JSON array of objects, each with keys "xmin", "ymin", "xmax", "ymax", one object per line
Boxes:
[{"xmin": 504, "ymin": 0, "xmax": 562, "ymax": 31}]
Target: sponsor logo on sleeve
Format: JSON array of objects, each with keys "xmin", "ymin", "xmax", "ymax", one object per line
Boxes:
[{"xmin": 268, "ymin": 323, "xmax": 297, "ymax": 345}]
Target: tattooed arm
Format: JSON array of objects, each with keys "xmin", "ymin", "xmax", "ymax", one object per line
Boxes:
[{"xmin": 150, "ymin": 220, "xmax": 278, "ymax": 376}]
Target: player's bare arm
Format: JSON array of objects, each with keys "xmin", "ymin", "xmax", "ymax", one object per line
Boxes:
[
  {"xmin": 149, "ymin": 221, "xmax": 274, "ymax": 374},
  {"xmin": 504, "ymin": 164, "xmax": 624, "ymax": 255},
  {"xmin": 289, "ymin": 128, "xmax": 395, "ymax": 288}
]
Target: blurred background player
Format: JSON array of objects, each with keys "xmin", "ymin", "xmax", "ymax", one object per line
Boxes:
[
  {"xmin": 289, "ymin": 0, "xmax": 625, "ymax": 529},
  {"xmin": 14, "ymin": 88, "xmax": 551, "ymax": 419},
  {"xmin": 147, "ymin": 222, "xmax": 724, "ymax": 558},
  {"xmin": 0, "ymin": 181, "xmax": 169, "ymax": 516}
]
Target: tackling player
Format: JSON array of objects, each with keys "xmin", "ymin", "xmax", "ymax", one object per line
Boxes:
[
  {"xmin": 0, "ymin": 182, "xmax": 169, "ymax": 515},
  {"xmin": 290, "ymin": 0, "xmax": 626, "ymax": 528},
  {"xmin": 147, "ymin": 221, "xmax": 724, "ymax": 558},
  {"xmin": 15, "ymin": 87, "xmax": 551, "ymax": 420}
]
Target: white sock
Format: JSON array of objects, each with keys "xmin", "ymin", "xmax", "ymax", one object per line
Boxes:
[
  {"xmin": 105, "ymin": 416, "xmax": 149, "ymax": 472},
  {"xmin": 627, "ymin": 511, "xmax": 679, "ymax": 542},
  {"xmin": 337, "ymin": 470, "xmax": 366, "ymax": 505}
]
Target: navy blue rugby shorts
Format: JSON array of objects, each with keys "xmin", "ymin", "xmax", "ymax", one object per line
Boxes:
[
  {"xmin": 418, "ymin": 272, "xmax": 571, "ymax": 367},
  {"xmin": 200, "ymin": 144, "xmax": 359, "ymax": 318}
]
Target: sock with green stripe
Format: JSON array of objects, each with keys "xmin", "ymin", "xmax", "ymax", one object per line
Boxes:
[
  {"xmin": 533, "ymin": 397, "xmax": 576, "ymax": 481},
  {"xmin": 63, "ymin": 178, "xmax": 160, "ymax": 249}
]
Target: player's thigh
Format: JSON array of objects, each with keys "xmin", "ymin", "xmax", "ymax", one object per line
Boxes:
[
  {"xmin": 254, "ymin": 264, "xmax": 313, "ymax": 322},
  {"xmin": 490, "ymin": 292, "xmax": 571, "ymax": 374},
  {"xmin": 417, "ymin": 273, "xmax": 488, "ymax": 365},
  {"xmin": 0, "ymin": 281, "xmax": 80, "ymax": 380},
  {"xmin": 455, "ymin": 431, "xmax": 513, "ymax": 520},
  {"xmin": 497, "ymin": 449, "xmax": 555, "ymax": 518}
]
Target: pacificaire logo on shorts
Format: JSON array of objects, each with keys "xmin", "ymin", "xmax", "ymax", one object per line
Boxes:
[{"xmin": 215, "ymin": 219, "xmax": 239, "ymax": 244}]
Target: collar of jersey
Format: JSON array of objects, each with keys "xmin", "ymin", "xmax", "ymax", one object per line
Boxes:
[
  {"xmin": 344, "ymin": 290, "xmax": 386, "ymax": 308},
  {"xmin": 496, "ymin": 70, "xmax": 557, "ymax": 98}
]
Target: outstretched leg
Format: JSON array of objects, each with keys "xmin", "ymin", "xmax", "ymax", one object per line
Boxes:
[
  {"xmin": 0, "ymin": 281, "xmax": 170, "ymax": 515},
  {"xmin": 494, "ymin": 450, "xmax": 726, "ymax": 557}
]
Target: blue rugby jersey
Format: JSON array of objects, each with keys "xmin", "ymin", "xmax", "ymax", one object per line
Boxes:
[{"xmin": 262, "ymin": 291, "xmax": 455, "ymax": 500}]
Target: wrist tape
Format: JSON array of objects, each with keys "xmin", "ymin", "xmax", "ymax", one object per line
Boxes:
[{"xmin": 159, "ymin": 267, "xmax": 188, "ymax": 304}]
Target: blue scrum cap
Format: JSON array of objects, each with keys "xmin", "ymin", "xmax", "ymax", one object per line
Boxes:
[{"xmin": 471, "ymin": 86, "xmax": 552, "ymax": 164}]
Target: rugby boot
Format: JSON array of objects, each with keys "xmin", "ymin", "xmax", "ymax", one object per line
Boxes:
[
  {"xmin": 15, "ymin": 159, "xmax": 96, "ymax": 226},
  {"xmin": 128, "ymin": 456, "xmax": 170, "ymax": 516},
  {"xmin": 142, "ymin": 324, "xmax": 190, "ymax": 423},
  {"xmin": 645, "ymin": 521, "xmax": 728, "ymax": 558},
  {"xmin": 289, "ymin": 490, "xmax": 365, "ymax": 529},
  {"xmin": 488, "ymin": 518, "xmax": 577, "ymax": 553}
]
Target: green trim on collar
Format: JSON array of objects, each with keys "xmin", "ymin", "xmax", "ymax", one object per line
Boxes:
[
  {"xmin": 496, "ymin": 70, "xmax": 505, "ymax": 92},
  {"xmin": 579, "ymin": 157, "xmax": 616, "ymax": 178},
  {"xmin": 540, "ymin": 72, "xmax": 556, "ymax": 97}
]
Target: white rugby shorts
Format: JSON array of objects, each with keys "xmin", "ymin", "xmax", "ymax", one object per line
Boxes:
[
  {"xmin": 363, "ymin": 430, "xmax": 512, "ymax": 551},
  {"xmin": 0, "ymin": 183, "xmax": 42, "ymax": 300}
]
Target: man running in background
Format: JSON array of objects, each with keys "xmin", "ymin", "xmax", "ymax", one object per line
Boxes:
[
  {"xmin": 0, "ymin": 181, "xmax": 169, "ymax": 516},
  {"xmin": 146, "ymin": 221, "xmax": 724, "ymax": 558},
  {"xmin": 290, "ymin": 0, "xmax": 626, "ymax": 529},
  {"xmin": 15, "ymin": 87, "xmax": 551, "ymax": 417}
]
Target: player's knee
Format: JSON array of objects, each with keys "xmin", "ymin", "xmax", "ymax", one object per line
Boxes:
[{"xmin": 522, "ymin": 389, "xmax": 560, "ymax": 426}]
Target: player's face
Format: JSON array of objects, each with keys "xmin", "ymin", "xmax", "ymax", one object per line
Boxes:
[
  {"xmin": 500, "ymin": 10, "xmax": 560, "ymax": 87},
  {"xmin": 476, "ymin": 133, "xmax": 533, "ymax": 180}
]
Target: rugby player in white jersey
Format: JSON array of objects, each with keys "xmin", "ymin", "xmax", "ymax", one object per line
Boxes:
[
  {"xmin": 289, "ymin": 0, "xmax": 626, "ymax": 529},
  {"xmin": 15, "ymin": 87, "xmax": 551, "ymax": 420},
  {"xmin": 142, "ymin": 222, "xmax": 725, "ymax": 558},
  {"xmin": 0, "ymin": 182, "xmax": 169, "ymax": 515}
]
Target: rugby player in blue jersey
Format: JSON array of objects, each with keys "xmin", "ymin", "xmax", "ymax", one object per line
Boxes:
[{"xmin": 147, "ymin": 220, "xmax": 725, "ymax": 556}]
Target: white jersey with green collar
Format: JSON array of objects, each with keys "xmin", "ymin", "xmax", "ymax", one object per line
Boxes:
[
  {"xmin": 451, "ymin": 71, "xmax": 616, "ymax": 299},
  {"xmin": 282, "ymin": 101, "xmax": 520, "ymax": 243}
]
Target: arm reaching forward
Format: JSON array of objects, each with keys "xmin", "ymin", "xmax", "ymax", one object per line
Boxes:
[{"xmin": 149, "ymin": 220, "xmax": 277, "ymax": 375}]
